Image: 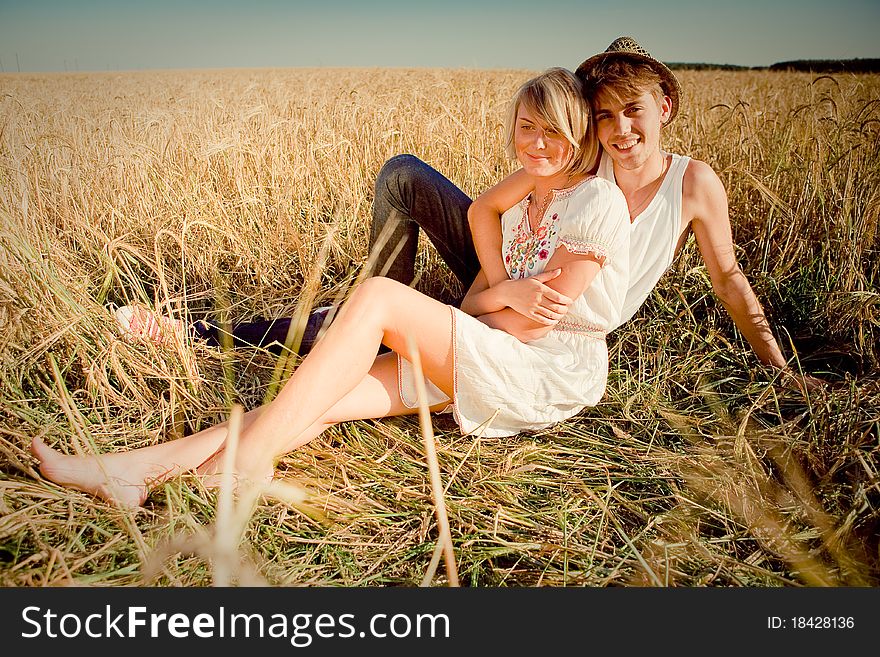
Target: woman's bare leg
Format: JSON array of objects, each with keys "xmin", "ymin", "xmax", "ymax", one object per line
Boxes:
[
  {"xmin": 31, "ymin": 278, "xmax": 456, "ymax": 506},
  {"xmin": 224, "ymin": 277, "xmax": 456, "ymax": 479},
  {"xmin": 196, "ymin": 350, "xmax": 448, "ymax": 478}
]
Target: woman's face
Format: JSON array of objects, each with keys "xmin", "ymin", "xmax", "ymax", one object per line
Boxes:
[{"xmin": 514, "ymin": 103, "xmax": 573, "ymax": 181}]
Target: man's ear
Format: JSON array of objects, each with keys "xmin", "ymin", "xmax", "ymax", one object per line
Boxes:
[{"xmin": 659, "ymin": 95, "xmax": 673, "ymax": 125}]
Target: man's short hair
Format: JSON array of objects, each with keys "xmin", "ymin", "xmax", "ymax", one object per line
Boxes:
[
  {"xmin": 574, "ymin": 36, "xmax": 681, "ymax": 123},
  {"xmin": 504, "ymin": 67, "xmax": 598, "ymax": 177},
  {"xmin": 577, "ymin": 56, "xmax": 666, "ymax": 116}
]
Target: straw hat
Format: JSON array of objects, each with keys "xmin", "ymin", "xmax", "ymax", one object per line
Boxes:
[{"xmin": 576, "ymin": 36, "xmax": 682, "ymax": 124}]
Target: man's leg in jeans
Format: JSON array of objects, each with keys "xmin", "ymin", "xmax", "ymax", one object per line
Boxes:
[
  {"xmin": 190, "ymin": 314, "xmax": 329, "ymax": 355},
  {"xmin": 198, "ymin": 154, "xmax": 478, "ymax": 355},
  {"xmin": 369, "ymin": 154, "xmax": 478, "ymax": 292}
]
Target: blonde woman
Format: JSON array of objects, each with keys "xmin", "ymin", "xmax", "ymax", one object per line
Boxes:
[{"xmin": 32, "ymin": 68, "xmax": 629, "ymax": 507}]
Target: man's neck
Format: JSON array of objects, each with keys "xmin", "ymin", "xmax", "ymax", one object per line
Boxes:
[{"xmin": 611, "ymin": 149, "xmax": 667, "ymax": 196}]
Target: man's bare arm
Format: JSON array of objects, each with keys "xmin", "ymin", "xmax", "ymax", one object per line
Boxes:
[{"xmin": 687, "ymin": 160, "xmax": 790, "ymax": 369}]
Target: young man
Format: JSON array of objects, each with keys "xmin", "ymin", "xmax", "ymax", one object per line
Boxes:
[{"xmin": 120, "ymin": 37, "xmax": 815, "ymax": 388}]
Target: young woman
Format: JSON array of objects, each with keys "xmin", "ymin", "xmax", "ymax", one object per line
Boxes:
[{"xmin": 31, "ymin": 68, "xmax": 630, "ymax": 508}]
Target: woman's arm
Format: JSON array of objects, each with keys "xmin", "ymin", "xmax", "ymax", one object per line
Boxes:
[
  {"xmin": 460, "ymin": 268, "xmax": 572, "ymax": 324},
  {"xmin": 467, "ymin": 169, "xmax": 533, "ymax": 287},
  {"xmin": 467, "ymin": 169, "xmax": 575, "ymax": 321},
  {"xmin": 477, "ymin": 246, "xmax": 603, "ymax": 343}
]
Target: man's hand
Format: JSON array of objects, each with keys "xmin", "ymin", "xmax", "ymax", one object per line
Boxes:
[
  {"xmin": 778, "ymin": 368, "xmax": 828, "ymax": 396},
  {"xmin": 497, "ymin": 269, "xmax": 573, "ymax": 326}
]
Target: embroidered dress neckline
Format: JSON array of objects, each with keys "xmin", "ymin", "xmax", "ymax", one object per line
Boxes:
[{"xmin": 523, "ymin": 174, "xmax": 595, "ymax": 234}]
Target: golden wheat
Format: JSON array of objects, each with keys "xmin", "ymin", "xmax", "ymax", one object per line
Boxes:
[{"xmin": 0, "ymin": 67, "xmax": 877, "ymax": 586}]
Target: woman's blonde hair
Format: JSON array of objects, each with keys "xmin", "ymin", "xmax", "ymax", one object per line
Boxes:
[{"xmin": 504, "ymin": 67, "xmax": 597, "ymax": 177}]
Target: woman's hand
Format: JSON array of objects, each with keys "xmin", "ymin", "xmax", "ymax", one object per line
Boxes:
[{"xmin": 497, "ymin": 269, "xmax": 573, "ymax": 325}]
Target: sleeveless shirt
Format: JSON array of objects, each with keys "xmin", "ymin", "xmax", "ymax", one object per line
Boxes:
[{"xmin": 597, "ymin": 150, "xmax": 691, "ymax": 329}]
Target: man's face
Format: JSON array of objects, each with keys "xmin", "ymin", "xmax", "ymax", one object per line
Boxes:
[{"xmin": 593, "ymin": 87, "xmax": 672, "ymax": 171}]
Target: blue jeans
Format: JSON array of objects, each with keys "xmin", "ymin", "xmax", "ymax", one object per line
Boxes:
[{"xmin": 193, "ymin": 154, "xmax": 479, "ymax": 355}]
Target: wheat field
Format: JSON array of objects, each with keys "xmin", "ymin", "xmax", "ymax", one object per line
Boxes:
[{"xmin": 0, "ymin": 67, "xmax": 878, "ymax": 587}]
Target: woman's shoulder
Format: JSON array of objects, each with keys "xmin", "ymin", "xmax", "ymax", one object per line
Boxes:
[
  {"xmin": 565, "ymin": 175, "xmax": 628, "ymax": 209},
  {"xmin": 501, "ymin": 194, "xmax": 531, "ymax": 218}
]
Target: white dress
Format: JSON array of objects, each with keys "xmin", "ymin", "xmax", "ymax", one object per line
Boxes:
[{"xmin": 399, "ymin": 175, "xmax": 630, "ymax": 438}]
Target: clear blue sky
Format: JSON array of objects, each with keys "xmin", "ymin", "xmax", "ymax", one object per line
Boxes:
[{"xmin": 1, "ymin": 0, "xmax": 877, "ymax": 73}]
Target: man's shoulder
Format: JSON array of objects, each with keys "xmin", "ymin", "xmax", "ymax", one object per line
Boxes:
[
  {"xmin": 681, "ymin": 157, "xmax": 722, "ymax": 189},
  {"xmin": 677, "ymin": 157, "xmax": 729, "ymax": 226},
  {"xmin": 680, "ymin": 157, "xmax": 727, "ymax": 210}
]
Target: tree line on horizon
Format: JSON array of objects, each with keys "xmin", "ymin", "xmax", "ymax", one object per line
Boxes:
[{"xmin": 667, "ymin": 58, "xmax": 880, "ymax": 73}]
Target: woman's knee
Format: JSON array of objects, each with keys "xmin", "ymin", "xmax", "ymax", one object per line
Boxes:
[
  {"xmin": 347, "ymin": 277, "xmax": 406, "ymax": 319},
  {"xmin": 355, "ymin": 276, "xmax": 405, "ymax": 302}
]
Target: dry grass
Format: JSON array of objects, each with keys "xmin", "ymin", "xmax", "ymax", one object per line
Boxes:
[{"xmin": 0, "ymin": 67, "xmax": 878, "ymax": 587}]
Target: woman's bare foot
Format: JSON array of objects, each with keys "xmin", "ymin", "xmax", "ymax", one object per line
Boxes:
[
  {"xmin": 197, "ymin": 447, "xmax": 275, "ymax": 493},
  {"xmin": 30, "ymin": 437, "xmax": 149, "ymax": 509}
]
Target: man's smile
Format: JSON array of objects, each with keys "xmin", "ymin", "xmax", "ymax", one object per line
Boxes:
[{"xmin": 611, "ymin": 136, "xmax": 640, "ymax": 152}]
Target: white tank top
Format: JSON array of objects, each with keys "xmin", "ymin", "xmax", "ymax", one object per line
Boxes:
[{"xmin": 597, "ymin": 150, "xmax": 691, "ymax": 329}]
